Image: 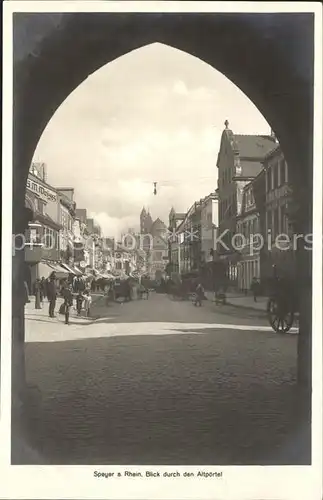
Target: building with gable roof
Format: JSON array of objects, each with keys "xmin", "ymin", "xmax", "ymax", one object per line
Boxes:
[
  {"xmin": 216, "ymin": 120, "xmax": 277, "ymax": 285},
  {"xmin": 140, "ymin": 207, "xmax": 154, "ymax": 234},
  {"xmin": 167, "ymin": 192, "xmax": 218, "ymax": 277},
  {"xmin": 139, "ymin": 209, "xmax": 168, "ymax": 279},
  {"xmin": 149, "ymin": 217, "xmax": 169, "ymax": 280}
]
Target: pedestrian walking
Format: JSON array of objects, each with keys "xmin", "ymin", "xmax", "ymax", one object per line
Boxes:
[
  {"xmin": 76, "ymin": 291, "xmax": 83, "ymax": 316},
  {"xmin": 104, "ymin": 283, "xmax": 110, "ymax": 306},
  {"xmin": 34, "ymin": 278, "xmax": 42, "ymax": 309},
  {"xmin": 61, "ymin": 284, "xmax": 73, "ymax": 325},
  {"xmin": 194, "ymin": 282, "xmax": 205, "ymax": 307},
  {"xmin": 83, "ymin": 289, "xmax": 92, "ymax": 317},
  {"xmin": 124, "ymin": 279, "xmax": 132, "ymax": 302},
  {"xmin": 74, "ymin": 275, "xmax": 85, "ymax": 293},
  {"xmin": 47, "ymin": 272, "xmax": 57, "ymax": 317},
  {"xmin": 40, "ymin": 277, "xmax": 47, "ymax": 301},
  {"xmin": 250, "ymin": 277, "xmax": 260, "ymax": 302}
]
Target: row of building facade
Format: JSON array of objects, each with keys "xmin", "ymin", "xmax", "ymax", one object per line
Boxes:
[
  {"xmin": 167, "ymin": 121, "xmax": 296, "ymax": 293},
  {"xmin": 26, "ymin": 121, "xmax": 296, "ymax": 293},
  {"xmin": 24, "ymin": 162, "xmax": 137, "ymax": 291}
]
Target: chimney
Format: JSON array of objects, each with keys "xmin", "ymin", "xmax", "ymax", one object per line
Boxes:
[{"xmin": 42, "ymin": 162, "xmax": 47, "ymax": 183}]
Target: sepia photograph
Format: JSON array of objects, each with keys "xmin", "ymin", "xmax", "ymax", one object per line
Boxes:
[{"xmin": 1, "ymin": 2, "xmax": 322, "ymax": 499}]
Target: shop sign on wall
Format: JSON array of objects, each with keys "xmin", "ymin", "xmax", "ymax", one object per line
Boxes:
[{"xmin": 26, "ymin": 176, "xmax": 57, "ymax": 203}]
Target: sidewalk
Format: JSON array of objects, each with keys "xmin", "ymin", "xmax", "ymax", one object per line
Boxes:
[
  {"xmin": 226, "ymin": 292, "xmax": 269, "ymax": 312},
  {"xmin": 25, "ymin": 294, "xmax": 104, "ymax": 323},
  {"xmin": 204, "ymin": 290, "xmax": 268, "ymax": 313},
  {"xmin": 205, "ymin": 291, "xmax": 299, "ymax": 317}
]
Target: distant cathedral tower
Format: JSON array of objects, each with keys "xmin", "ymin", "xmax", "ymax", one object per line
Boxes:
[{"xmin": 140, "ymin": 207, "xmax": 153, "ymax": 234}]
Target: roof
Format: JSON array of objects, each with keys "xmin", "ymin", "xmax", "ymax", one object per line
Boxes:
[
  {"xmin": 153, "ymin": 217, "xmax": 166, "ymax": 227},
  {"xmin": 240, "ymin": 160, "xmax": 264, "ymax": 178},
  {"xmin": 234, "ymin": 134, "xmax": 276, "ymax": 159},
  {"xmin": 262, "ymin": 143, "xmax": 282, "ymax": 162},
  {"xmin": 151, "ymin": 217, "xmax": 167, "ymax": 230}
]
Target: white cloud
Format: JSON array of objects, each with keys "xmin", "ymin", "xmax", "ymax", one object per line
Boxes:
[{"xmin": 173, "ymin": 80, "xmax": 188, "ymax": 95}]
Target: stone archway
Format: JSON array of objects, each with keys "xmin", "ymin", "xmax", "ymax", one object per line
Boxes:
[{"xmin": 12, "ymin": 12, "xmax": 314, "ymax": 437}]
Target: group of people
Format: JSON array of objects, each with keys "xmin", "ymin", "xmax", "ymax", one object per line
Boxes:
[{"xmin": 33, "ymin": 272, "xmax": 92, "ymax": 325}]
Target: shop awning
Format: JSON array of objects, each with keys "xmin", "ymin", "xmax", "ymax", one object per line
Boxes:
[
  {"xmin": 60, "ymin": 263, "xmax": 77, "ymax": 275},
  {"xmin": 47, "ymin": 263, "xmax": 69, "ymax": 278},
  {"xmin": 38, "ymin": 262, "xmax": 58, "ymax": 279},
  {"xmin": 70, "ymin": 266, "xmax": 82, "ymax": 275}
]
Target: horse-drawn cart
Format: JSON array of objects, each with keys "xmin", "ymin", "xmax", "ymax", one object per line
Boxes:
[{"xmin": 266, "ymin": 276, "xmax": 298, "ymax": 333}]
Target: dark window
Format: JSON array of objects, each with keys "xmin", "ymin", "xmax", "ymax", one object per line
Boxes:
[
  {"xmin": 266, "ymin": 168, "xmax": 271, "ymax": 192},
  {"xmin": 35, "ymin": 198, "xmax": 45, "ymax": 214},
  {"xmin": 251, "ymin": 219, "xmax": 254, "ymax": 238},
  {"xmin": 267, "ymin": 210, "xmax": 272, "ymax": 234},
  {"xmin": 273, "ymin": 163, "xmax": 279, "ymax": 189},
  {"xmin": 273, "ymin": 209, "xmax": 279, "ymax": 238},
  {"xmin": 280, "ymin": 159, "xmax": 286, "ymax": 185},
  {"xmin": 280, "ymin": 204, "xmax": 288, "ymax": 233}
]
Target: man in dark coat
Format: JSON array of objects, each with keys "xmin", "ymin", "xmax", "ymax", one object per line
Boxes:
[
  {"xmin": 62, "ymin": 284, "xmax": 73, "ymax": 325},
  {"xmin": 194, "ymin": 282, "xmax": 205, "ymax": 307},
  {"xmin": 250, "ymin": 277, "xmax": 261, "ymax": 302},
  {"xmin": 47, "ymin": 272, "xmax": 57, "ymax": 318},
  {"xmin": 40, "ymin": 277, "xmax": 47, "ymax": 301}
]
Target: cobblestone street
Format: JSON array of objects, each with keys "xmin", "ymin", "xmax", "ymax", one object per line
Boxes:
[{"xmin": 18, "ymin": 293, "xmax": 309, "ymax": 465}]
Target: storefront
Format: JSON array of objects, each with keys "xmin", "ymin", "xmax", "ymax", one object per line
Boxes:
[{"xmin": 237, "ymin": 256, "xmax": 260, "ymax": 292}]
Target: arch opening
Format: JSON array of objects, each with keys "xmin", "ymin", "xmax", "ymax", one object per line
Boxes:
[{"xmin": 11, "ymin": 13, "xmax": 314, "ymax": 466}]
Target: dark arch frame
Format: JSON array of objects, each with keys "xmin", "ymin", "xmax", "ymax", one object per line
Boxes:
[
  {"xmin": 13, "ymin": 12, "xmax": 314, "ymax": 217},
  {"xmin": 11, "ymin": 12, "xmax": 314, "ymax": 463}
]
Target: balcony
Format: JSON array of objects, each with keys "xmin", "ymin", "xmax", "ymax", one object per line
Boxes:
[
  {"xmin": 25, "ymin": 243, "xmax": 60, "ymax": 263},
  {"xmin": 25, "ymin": 243, "xmax": 43, "ymax": 263}
]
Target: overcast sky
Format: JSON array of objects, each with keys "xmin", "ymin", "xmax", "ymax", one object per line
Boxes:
[{"xmin": 34, "ymin": 42, "xmax": 270, "ymax": 238}]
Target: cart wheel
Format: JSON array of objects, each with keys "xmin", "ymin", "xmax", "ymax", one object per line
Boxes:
[{"xmin": 267, "ymin": 298, "xmax": 294, "ymax": 333}]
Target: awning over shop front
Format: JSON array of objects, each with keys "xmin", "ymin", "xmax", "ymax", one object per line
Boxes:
[
  {"xmin": 38, "ymin": 262, "xmax": 58, "ymax": 279},
  {"xmin": 60, "ymin": 262, "xmax": 78, "ymax": 275},
  {"xmin": 47, "ymin": 263, "xmax": 69, "ymax": 278},
  {"xmin": 73, "ymin": 266, "xmax": 83, "ymax": 275},
  {"xmin": 71, "ymin": 266, "xmax": 82, "ymax": 275}
]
